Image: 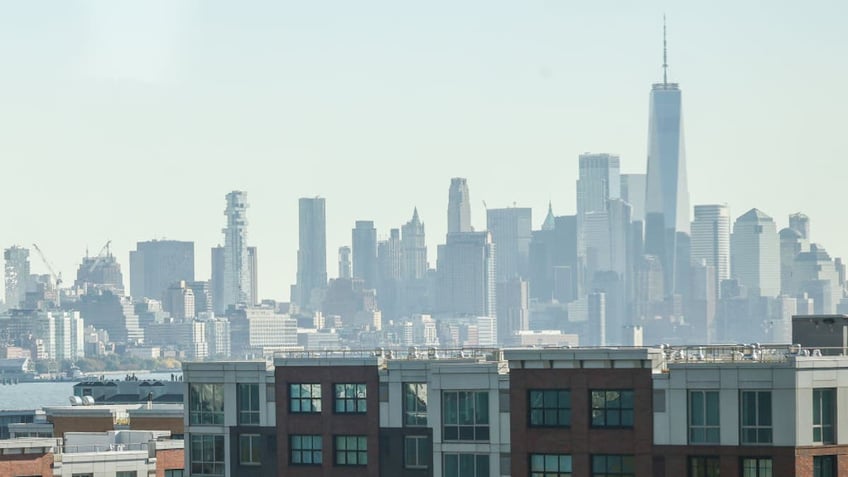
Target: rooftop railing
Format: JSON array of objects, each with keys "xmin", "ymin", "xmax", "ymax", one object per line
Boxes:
[
  {"xmin": 658, "ymin": 343, "xmax": 846, "ymax": 366},
  {"xmin": 274, "ymin": 346, "xmax": 504, "ymax": 362}
]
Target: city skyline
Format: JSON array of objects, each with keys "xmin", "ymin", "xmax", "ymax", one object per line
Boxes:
[{"xmin": 1, "ymin": 2, "xmax": 846, "ymax": 299}]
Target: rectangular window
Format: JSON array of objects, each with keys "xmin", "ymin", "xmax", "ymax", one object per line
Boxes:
[
  {"xmin": 592, "ymin": 455, "xmax": 635, "ymax": 477},
  {"xmin": 813, "ymin": 455, "xmax": 836, "ymax": 477},
  {"xmin": 689, "ymin": 456, "xmax": 720, "ymax": 477},
  {"xmin": 164, "ymin": 471, "xmax": 184, "ymax": 477},
  {"xmin": 741, "ymin": 457, "xmax": 772, "ymax": 477},
  {"xmin": 238, "ymin": 383, "xmax": 260, "ymax": 425},
  {"xmin": 189, "ymin": 383, "xmax": 224, "ymax": 425},
  {"xmin": 813, "ymin": 389, "xmax": 835, "ymax": 444},
  {"xmin": 442, "ymin": 391, "xmax": 490, "ymax": 441},
  {"xmin": 239, "ymin": 434, "xmax": 261, "ymax": 465},
  {"xmin": 590, "ymin": 390, "xmax": 634, "ymax": 428},
  {"xmin": 530, "ymin": 454, "xmax": 572, "ymax": 477},
  {"xmin": 689, "ymin": 390, "xmax": 720, "ymax": 444},
  {"xmin": 290, "ymin": 383, "xmax": 322, "ymax": 413},
  {"xmin": 290, "ymin": 434, "xmax": 322, "ymax": 465},
  {"xmin": 404, "ymin": 435, "xmax": 429, "ymax": 469},
  {"xmin": 740, "ymin": 391, "xmax": 772, "ymax": 444},
  {"xmin": 335, "ymin": 435, "xmax": 367, "ymax": 466},
  {"xmin": 404, "ymin": 383, "xmax": 428, "ymax": 426},
  {"xmin": 443, "ymin": 453, "xmax": 489, "ymax": 477},
  {"xmin": 529, "ymin": 389, "xmax": 571, "ymax": 427},
  {"xmin": 334, "ymin": 383, "xmax": 367, "ymax": 413},
  {"xmin": 116, "ymin": 473, "xmax": 137, "ymax": 477},
  {"xmin": 190, "ymin": 434, "xmax": 225, "ymax": 476}
]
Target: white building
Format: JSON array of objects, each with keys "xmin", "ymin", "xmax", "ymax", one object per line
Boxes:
[{"xmin": 691, "ymin": 204, "xmax": 731, "ymax": 293}]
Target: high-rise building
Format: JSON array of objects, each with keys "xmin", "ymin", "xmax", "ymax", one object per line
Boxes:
[
  {"xmin": 541, "ymin": 201, "xmax": 556, "ymax": 231},
  {"xmin": 436, "ymin": 231, "xmax": 496, "ymax": 318},
  {"xmin": 496, "ymin": 278, "xmax": 529, "ymax": 344},
  {"xmin": 730, "ymin": 209, "xmax": 780, "ymax": 297},
  {"xmin": 352, "ymin": 220, "xmax": 378, "ymax": 289},
  {"xmin": 210, "ymin": 246, "xmax": 225, "ymax": 315},
  {"xmin": 221, "ymin": 191, "xmax": 251, "ymax": 309},
  {"xmin": 129, "ymin": 240, "xmax": 195, "ymax": 302},
  {"xmin": 621, "ymin": 173, "xmax": 647, "ymax": 224},
  {"xmin": 691, "ymin": 204, "xmax": 731, "ymax": 298},
  {"xmin": 187, "ymin": 280, "xmax": 212, "ymax": 315},
  {"xmin": 295, "ymin": 197, "xmax": 328, "ymax": 309},
  {"xmin": 487, "ymin": 207, "xmax": 532, "ymax": 283},
  {"xmin": 789, "ymin": 244, "xmax": 842, "ymax": 314},
  {"xmin": 401, "ymin": 208, "xmax": 427, "ymax": 280},
  {"xmin": 338, "ymin": 246, "xmax": 352, "ymax": 279},
  {"xmin": 164, "ymin": 281, "xmax": 196, "ymax": 320},
  {"xmin": 789, "ymin": 212, "xmax": 810, "ymax": 241},
  {"xmin": 779, "ymin": 227, "xmax": 805, "ymax": 295},
  {"xmin": 644, "ymin": 22, "xmax": 690, "ymax": 297},
  {"xmin": 377, "ymin": 229, "xmax": 402, "ymax": 320},
  {"xmin": 576, "ymin": 153, "xmax": 621, "ymax": 218},
  {"xmin": 75, "ymin": 247, "xmax": 124, "ymax": 295},
  {"xmin": 4, "ymin": 246, "xmax": 30, "ymax": 309},
  {"xmin": 447, "ymin": 178, "xmax": 472, "ymax": 234},
  {"xmin": 248, "ymin": 246, "xmax": 258, "ymax": 306}
]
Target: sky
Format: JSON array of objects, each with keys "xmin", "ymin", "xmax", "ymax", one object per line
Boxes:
[{"xmin": 1, "ymin": 1, "xmax": 846, "ymax": 302}]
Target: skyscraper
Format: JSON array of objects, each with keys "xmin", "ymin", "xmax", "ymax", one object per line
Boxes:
[
  {"xmin": 295, "ymin": 197, "xmax": 328, "ymax": 309},
  {"xmin": 436, "ymin": 231, "xmax": 496, "ymax": 319},
  {"xmin": 576, "ymin": 153, "xmax": 621, "ymax": 218},
  {"xmin": 210, "ymin": 246, "xmax": 225, "ymax": 315},
  {"xmin": 730, "ymin": 209, "xmax": 780, "ymax": 297},
  {"xmin": 4, "ymin": 246, "xmax": 30, "ymax": 308},
  {"xmin": 247, "ymin": 246, "xmax": 258, "ymax": 306},
  {"xmin": 129, "ymin": 240, "xmax": 195, "ymax": 302},
  {"xmin": 486, "ymin": 207, "xmax": 532, "ymax": 283},
  {"xmin": 401, "ymin": 208, "xmax": 427, "ymax": 280},
  {"xmin": 690, "ymin": 204, "xmax": 731, "ymax": 297},
  {"xmin": 447, "ymin": 178, "xmax": 472, "ymax": 234},
  {"xmin": 620, "ymin": 174, "xmax": 646, "ymax": 225},
  {"xmin": 352, "ymin": 220, "xmax": 378, "ymax": 289},
  {"xmin": 338, "ymin": 246, "xmax": 352, "ymax": 279},
  {"xmin": 789, "ymin": 212, "xmax": 811, "ymax": 241},
  {"xmin": 221, "ymin": 191, "xmax": 251, "ymax": 309},
  {"xmin": 644, "ymin": 20, "xmax": 690, "ymax": 297}
]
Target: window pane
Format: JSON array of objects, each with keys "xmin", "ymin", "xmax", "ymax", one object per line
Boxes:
[
  {"xmin": 706, "ymin": 392, "xmax": 720, "ymax": 425},
  {"xmin": 691, "ymin": 392, "xmax": 704, "ymax": 425}
]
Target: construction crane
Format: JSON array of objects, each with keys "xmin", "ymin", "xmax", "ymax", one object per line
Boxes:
[
  {"xmin": 88, "ymin": 240, "xmax": 112, "ymax": 274},
  {"xmin": 32, "ymin": 243, "xmax": 62, "ymax": 307}
]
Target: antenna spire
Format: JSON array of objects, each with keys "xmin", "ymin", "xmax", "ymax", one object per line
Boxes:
[{"xmin": 662, "ymin": 14, "xmax": 668, "ymax": 85}]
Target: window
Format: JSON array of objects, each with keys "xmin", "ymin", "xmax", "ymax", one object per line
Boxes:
[
  {"xmin": 72, "ymin": 474, "xmax": 94, "ymax": 477},
  {"xmin": 591, "ymin": 455, "xmax": 635, "ymax": 477},
  {"xmin": 443, "ymin": 453, "xmax": 489, "ymax": 477},
  {"xmin": 741, "ymin": 457, "xmax": 772, "ymax": 477},
  {"xmin": 335, "ymin": 435, "xmax": 367, "ymax": 466},
  {"xmin": 239, "ymin": 434, "xmax": 261, "ymax": 465},
  {"xmin": 404, "ymin": 435, "xmax": 428, "ymax": 469},
  {"xmin": 591, "ymin": 390, "xmax": 634, "ymax": 428},
  {"xmin": 238, "ymin": 383, "xmax": 260, "ymax": 425},
  {"xmin": 290, "ymin": 434, "xmax": 322, "ymax": 465},
  {"xmin": 813, "ymin": 389, "xmax": 835, "ymax": 444},
  {"xmin": 689, "ymin": 391, "xmax": 720, "ymax": 444},
  {"xmin": 529, "ymin": 389, "xmax": 571, "ymax": 427},
  {"xmin": 335, "ymin": 383, "xmax": 367, "ymax": 413},
  {"xmin": 404, "ymin": 383, "xmax": 428, "ymax": 426},
  {"xmin": 814, "ymin": 455, "xmax": 836, "ymax": 477},
  {"xmin": 290, "ymin": 383, "xmax": 322, "ymax": 413},
  {"xmin": 530, "ymin": 454, "xmax": 572, "ymax": 477},
  {"xmin": 164, "ymin": 471, "xmax": 184, "ymax": 477},
  {"xmin": 116, "ymin": 472, "xmax": 137, "ymax": 477},
  {"xmin": 740, "ymin": 391, "xmax": 772, "ymax": 444},
  {"xmin": 190, "ymin": 434, "xmax": 225, "ymax": 476},
  {"xmin": 689, "ymin": 456, "xmax": 720, "ymax": 477},
  {"xmin": 442, "ymin": 391, "xmax": 490, "ymax": 441},
  {"xmin": 189, "ymin": 384, "xmax": 224, "ymax": 425}
]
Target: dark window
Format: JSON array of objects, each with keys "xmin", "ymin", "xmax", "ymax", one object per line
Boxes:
[
  {"xmin": 404, "ymin": 383, "xmax": 428, "ymax": 426},
  {"xmin": 190, "ymin": 434, "xmax": 225, "ymax": 476},
  {"xmin": 689, "ymin": 456, "xmax": 720, "ymax": 477},
  {"xmin": 334, "ymin": 383, "xmax": 367, "ymax": 413},
  {"xmin": 813, "ymin": 389, "xmax": 836, "ymax": 444},
  {"xmin": 689, "ymin": 390, "xmax": 720, "ymax": 444},
  {"xmin": 116, "ymin": 472, "xmax": 137, "ymax": 477},
  {"xmin": 442, "ymin": 391, "xmax": 489, "ymax": 441},
  {"xmin": 740, "ymin": 391, "xmax": 772, "ymax": 444},
  {"xmin": 813, "ymin": 455, "xmax": 836, "ymax": 477},
  {"xmin": 404, "ymin": 435, "xmax": 428, "ymax": 469},
  {"xmin": 335, "ymin": 435, "xmax": 367, "ymax": 466},
  {"xmin": 237, "ymin": 383, "xmax": 260, "ymax": 425},
  {"xmin": 590, "ymin": 390, "xmax": 634, "ymax": 428},
  {"xmin": 290, "ymin": 384, "xmax": 321, "ymax": 413},
  {"xmin": 443, "ymin": 453, "xmax": 489, "ymax": 477},
  {"xmin": 239, "ymin": 434, "xmax": 261, "ymax": 465},
  {"xmin": 290, "ymin": 434, "xmax": 322, "ymax": 465},
  {"xmin": 591, "ymin": 455, "xmax": 635, "ymax": 477},
  {"xmin": 529, "ymin": 389, "xmax": 571, "ymax": 427},
  {"xmin": 164, "ymin": 471, "xmax": 184, "ymax": 477},
  {"xmin": 188, "ymin": 383, "xmax": 224, "ymax": 425},
  {"xmin": 741, "ymin": 457, "xmax": 772, "ymax": 477},
  {"xmin": 530, "ymin": 454, "xmax": 572, "ymax": 477}
]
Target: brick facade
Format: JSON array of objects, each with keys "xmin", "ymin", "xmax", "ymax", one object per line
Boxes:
[
  {"xmin": 0, "ymin": 452, "xmax": 54, "ymax": 477},
  {"xmin": 155, "ymin": 448, "xmax": 185, "ymax": 477}
]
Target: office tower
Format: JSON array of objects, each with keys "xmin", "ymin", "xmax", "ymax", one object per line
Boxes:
[
  {"xmin": 248, "ymin": 246, "xmax": 258, "ymax": 306},
  {"xmin": 789, "ymin": 244, "xmax": 842, "ymax": 314},
  {"xmin": 621, "ymin": 174, "xmax": 647, "ymax": 224},
  {"xmin": 401, "ymin": 208, "xmax": 427, "ymax": 280},
  {"xmin": 4, "ymin": 246, "xmax": 30, "ymax": 308},
  {"xmin": 187, "ymin": 281, "xmax": 212, "ymax": 315},
  {"xmin": 295, "ymin": 197, "xmax": 328, "ymax": 308},
  {"xmin": 204, "ymin": 317, "xmax": 231, "ymax": 357},
  {"xmin": 588, "ymin": 291, "xmax": 607, "ymax": 346},
  {"xmin": 338, "ymin": 246, "xmax": 352, "ymax": 279},
  {"xmin": 541, "ymin": 201, "xmax": 556, "ymax": 231},
  {"xmin": 436, "ymin": 232, "xmax": 496, "ymax": 318},
  {"xmin": 576, "ymin": 153, "xmax": 621, "ymax": 217},
  {"xmin": 730, "ymin": 209, "xmax": 780, "ymax": 297},
  {"xmin": 690, "ymin": 204, "xmax": 731, "ymax": 298},
  {"xmin": 352, "ymin": 220, "xmax": 378, "ymax": 289},
  {"xmin": 75, "ymin": 245, "xmax": 125, "ymax": 295},
  {"xmin": 789, "ymin": 212, "xmax": 810, "ymax": 241},
  {"xmin": 582, "ymin": 200, "xmax": 631, "ymax": 281},
  {"xmin": 210, "ymin": 246, "xmax": 225, "ymax": 315},
  {"xmin": 164, "ymin": 281, "xmax": 195, "ymax": 320},
  {"xmin": 486, "ymin": 207, "xmax": 532, "ymax": 282},
  {"xmin": 496, "ymin": 278, "xmax": 529, "ymax": 344},
  {"xmin": 689, "ymin": 261, "xmax": 717, "ymax": 343},
  {"xmin": 779, "ymin": 227, "xmax": 804, "ymax": 295},
  {"xmin": 528, "ymin": 215, "xmax": 581, "ymax": 303},
  {"xmin": 221, "ymin": 191, "xmax": 251, "ymax": 309},
  {"xmin": 74, "ymin": 290, "xmax": 143, "ymax": 343},
  {"xmin": 447, "ymin": 178, "xmax": 472, "ymax": 234},
  {"xmin": 129, "ymin": 240, "xmax": 195, "ymax": 302},
  {"xmin": 644, "ymin": 22, "xmax": 690, "ymax": 297},
  {"xmin": 377, "ymin": 229, "xmax": 402, "ymax": 320}
]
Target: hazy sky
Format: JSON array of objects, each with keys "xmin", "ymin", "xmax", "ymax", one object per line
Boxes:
[{"xmin": 1, "ymin": 1, "xmax": 846, "ymax": 302}]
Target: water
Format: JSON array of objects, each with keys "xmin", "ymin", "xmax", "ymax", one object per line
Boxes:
[{"xmin": 0, "ymin": 372, "xmax": 182, "ymax": 411}]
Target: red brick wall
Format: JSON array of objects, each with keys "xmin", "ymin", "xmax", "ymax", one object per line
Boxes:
[
  {"xmin": 795, "ymin": 446, "xmax": 848, "ymax": 477},
  {"xmin": 131, "ymin": 416, "xmax": 184, "ymax": 435},
  {"xmin": 48, "ymin": 415, "xmax": 114, "ymax": 439},
  {"xmin": 655, "ymin": 445, "xmax": 796, "ymax": 477},
  {"xmin": 155, "ymin": 447, "xmax": 185, "ymax": 477},
  {"xmin": 0, "ymin": 452, "xmax": 54, "ymax": 477}
]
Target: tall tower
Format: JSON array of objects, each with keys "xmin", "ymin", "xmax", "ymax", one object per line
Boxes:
[
  {"xmin": 401, "ymin": 208, "xmax": 427, "ymax": 280},
  {"xmin": 4, "ymin": 246, "xmax": 30, "ymax": 308},
  {"xmin": 486, "ymin": 207, "xmax": 532, "ymax": 283},
  {"xmin": 295, "ymin": 197, "xmax": 328, "ymax": 309},
  {"xmin": 691, "ymin": 204, "xmax": 731, "ymax": 295},
  {"xmin": 576, "ymin": 153, "xmax": 621, "ymax": 218},
  {"xmin": 129, "ymin": 240, "xmax": 195, "ymax": 302},
  {"xmin": 447, "ymin": 178, "xmax": 472, "ymax": 235},
  {"xmin": 352, "ymin": 220, "xmax": 378, "ymax": 289},
  {"xmin": 730, "ymin": 209, "xmax": 780, "ymax": 297},
  {"xmin": 222, "ymin": 191, "xmax": 251, "ymax": 309},
  {"xmin": 788, "ymin": 212, "xmax": 811, "ymax": 241},
  {"xmin": 644, "ymin": 17, "xmax": 690, "ymax": 296},
  {"xmin": 436, "ymin": 231, "xmax": 496, "ymax": 319},
  {"xmin": 338, "ymin": 246, "xmax": 352, "ymax": 279}
]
